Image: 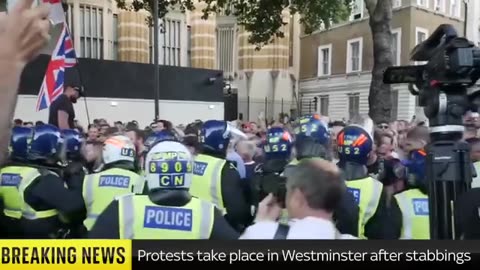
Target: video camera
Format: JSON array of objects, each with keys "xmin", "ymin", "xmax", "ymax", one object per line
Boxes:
[
  {"xmin": 383, "ymin": 24, "xmax": 480, "ymax": 239},
  {"xmin": 251, "ymin": 159, "xmax": 288, "ymax": 208},
  {"xmin": 384, "ymin": 24, "xmax": 480, "ymax": 135}
]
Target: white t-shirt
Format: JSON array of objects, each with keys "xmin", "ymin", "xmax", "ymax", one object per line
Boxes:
[{"xmin": 240, "ymin": 217, "xmax": 358, "ymax": 240}]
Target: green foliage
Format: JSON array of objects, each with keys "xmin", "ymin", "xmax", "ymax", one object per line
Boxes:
[{"xmin": 114, "ymin": 0, "xmax": 353, "ymax": 46}]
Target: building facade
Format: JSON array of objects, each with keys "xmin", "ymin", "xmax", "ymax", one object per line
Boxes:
[
  {"xmin": 2, "ymin": 0, "xmax": 300, "ymax": 122},
  {"xmin": 299, "ymin": 0, "xmax": 465, "ymax": 121},
  {"xmin": 466, "ymin": 0, "xmax": 480, "ymax": 45}
]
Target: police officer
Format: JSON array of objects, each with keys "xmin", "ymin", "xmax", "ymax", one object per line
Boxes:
[
  {"xmin": 136, "ymin": 130, "xmax": 179, "ymax": 194},
  {"xmin": 287, "ymin": 114, "xmax": 359, "ymax": 236},
  {"xmin": 251, "ymin": 127, "xmax": 293, "ymax": 224},
  {"xmin": 62, "ymin": 129, "xmax": 87, "ymax": 191},
  {"xmin": 82, "ymin": 135, "xmax": 144, "ymax": 232},
  {"xmin": 190, "ymin": 120, "xmax": 251, "ymax": 231},
  {"xmin": 0, "ymin": 126, "xmax": 33, "ymax": 238},
  {"xmin": 287, "ymin": 114, "xmax": 331, "ymax": 168},
  {"xmin": 337, "ymin": 125, "xmax": 386, "ymax": 239},
  {"xmin": 9, "ymin": 124, "xmax": 84, "ymax": 238},
  {"xmin": 88, "ymin": 140, "xmax": 239, "ymax": 239},
  {"xmin": 390, "ymin": 149, "xmax": 429, "ymax": 239}
]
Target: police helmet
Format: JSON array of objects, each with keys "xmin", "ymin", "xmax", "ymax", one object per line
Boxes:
[
  {"xmin": 337, "ymin": 125, "xmax": 373, "ymax": 165},
  {"xmin": 10, "ymin": 126, "xmax": 32, "ymax": 161},
  {"xmin": 144, "ymin": 130, "xmax": 178, "ymax": 154},
  {"xmin": 102, "ymin": 135, "xmax": 136, "ymax": 165},
  {"xmin": 402, "ymin": 149, "xmax": 426, "ymax": 187},
  {"xmin": 264, "ymin": 127, "xmax": 293, "ymax": 161},
  {"xmin": 28, "ymin": 124, "xmax": 65, "ymax": 161},
  {"xmin": 200, "ymin": 120, "xmax": 231, "ymax": 153},
  {"xmin": 293, "ymin": 114, "xmax": 330, "ymax": 145},
  {"xmin": 144, "ymin": 141, "xmax": 193, "ymax": 190},
  {"xmin": 61, "ymin": 129, "xmax": 84, "ymax": 160}
]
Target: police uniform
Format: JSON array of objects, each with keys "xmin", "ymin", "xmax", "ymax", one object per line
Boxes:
[
  {"xmin": 336, "ymin": 124, "xmax": 386, "ymax": 239},
  {"xmin": 82, "ymin": 168, "xmax": 143, "ymax": 230},
  {"xmin": 88, "ymin": 141, "xmax": 239, "ymax": 239},
  {"xmin": 393, "ymin": 188, "xmax": 429, "ymax": 239},
  {"xmin": 189, "ymin": 120, "xmax": 251, "ymax": 230},
  {"xmin": 82, "ymin": 135, "xmax": 144, "ymax": 231},
  {"xmin": 345, "ymin": 177, "xmax": 383, "ymax": 238}
]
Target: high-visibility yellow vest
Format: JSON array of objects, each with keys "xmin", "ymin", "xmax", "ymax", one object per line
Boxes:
[
  {"xmin": 345, "ymin": 177, "xmax": 383, "ymax": 239},
  {"xmin": 190, "ymin": 154, "xmax": 225, "ymax": 212},
  {"xmin": 394, "ymin": 188, "xmax": 430, "ymax": 239},
  {"xmin": 0, "ymin": 166, "xmax": 58, "ymax": 219},
  {"xmin": 82, "ymin": 167, "xmax": 143, "ymax": 230},
  {"xmin": 117, "ymin": 194, "xmax": 215, "ymax": 239},
  {"xmin": 472, "ymin": 161, "xmax": 480, "ymax": 188}
]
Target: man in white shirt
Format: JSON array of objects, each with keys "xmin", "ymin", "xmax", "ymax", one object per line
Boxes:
[{"xmin": 240, "ymin": 159, "xmax": 357, "ymax": 239}]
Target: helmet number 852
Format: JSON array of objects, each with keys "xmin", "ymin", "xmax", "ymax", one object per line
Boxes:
[
  {"xmin": 338, "ymin": 146, "xmax": 360, "ymax": 155},
  {"xmin": 264, "ymin": 144, "xmax": 287, "ymax": 152}
]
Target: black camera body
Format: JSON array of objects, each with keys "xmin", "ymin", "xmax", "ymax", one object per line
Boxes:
[{"xmin": 251, "ymin": 159, "xmax": 288, "ymax": 208}]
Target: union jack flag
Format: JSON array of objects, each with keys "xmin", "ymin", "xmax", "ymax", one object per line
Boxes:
[{"xmin": 36, "ymin": 24, "xmax": 78, "ymax": 111}]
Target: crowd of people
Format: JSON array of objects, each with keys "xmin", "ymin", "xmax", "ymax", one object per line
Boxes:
[{"xmin": 1, "ymin": 0, "xmax": 480, "ymax": 241}]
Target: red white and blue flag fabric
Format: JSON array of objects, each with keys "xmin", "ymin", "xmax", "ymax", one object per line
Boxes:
[{"xmin": 36, "ymin": 24, "xmax": 77, "ymax": 111}]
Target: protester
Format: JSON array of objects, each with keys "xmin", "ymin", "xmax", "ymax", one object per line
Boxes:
[{"xmin": 241, "ymin": 160, "xmax": 356, "ymax": 239}]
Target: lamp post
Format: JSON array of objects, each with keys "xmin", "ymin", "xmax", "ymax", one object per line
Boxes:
[
  {"xmin": 153, "ymin": 0, "xmax": 160, "ymax": 121},
  {"xmin": 463, "ymin": 0, "xmax": 469, "ymax": 37}
]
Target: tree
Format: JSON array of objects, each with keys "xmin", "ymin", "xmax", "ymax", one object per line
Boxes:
[
  {"xmin": 114, "ymin": 0, "xmax": 351, "ymax": 45},
  {"xmin": 115, "ymin": 0, "xmax": 394, "ymax": 122},
  {"xmin": 365, "ymin": 0, "xmax": 393, "ymax": 123}
]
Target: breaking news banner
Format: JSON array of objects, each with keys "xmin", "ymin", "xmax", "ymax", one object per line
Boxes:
[
  {"xmin": 0, "ymin": 240, "xmax": 131, "ymax": 270},
  {"xmin": 1, "ymin": 240, "xmax": 480, "ymax": 269}
]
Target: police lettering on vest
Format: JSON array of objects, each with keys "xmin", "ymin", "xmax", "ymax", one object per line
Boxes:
[
  {"xmin": 347, "ymin": 187, "xmax": 361, "ymax": 205},
  {"xmin": 413, "ymin": 198, "xmax": 429, "ymax": 216},
  {"xmin": 193, "ymin": 162, "xmax": 208, "ymax": 176},
  {"xmin": 98, "ymin": 175, "xmax": 130, "ymax": 188},
  {"xmin": 144, "ymin": 206, "xmax": 193, "ymax": 231},
  {"xmin": 1, "ymin": 174, "xmax": 21, "ymax": 187}
]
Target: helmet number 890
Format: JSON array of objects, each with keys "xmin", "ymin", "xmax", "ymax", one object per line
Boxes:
[
  {"xmin": 338, "ymin": 146, "xmax": 360, "ymax": 155},
  {"xmin": 149, "ymin": 161, "xmax": 185, "ymax": 173}
]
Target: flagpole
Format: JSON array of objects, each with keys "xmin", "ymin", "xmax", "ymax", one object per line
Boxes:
[{"xmin": 153, "ymin": 0, "xmax": 160, "ymax": 121}]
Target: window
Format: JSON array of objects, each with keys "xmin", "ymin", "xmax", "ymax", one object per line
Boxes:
[
  {"xmin": 161, "ymin": 18, "xmax": 182, "ymax": 66},
  {"xmin": 415, "ymin": 27, "xmax": 428, "ymax": 65},
  {"xmin": 393, "ymin": 0, "xmax": 402, "ymax": 8},
  {"xmin": 317, "ymin": 44, "xmax": 332, "ymax": 76},
  {"xmin": 416, "ymin": 27, "xmax": 428, "ymax": 45},
  {"xmin": 112, "ymin": 14, "xmax": 118, "ymax": 60},
  {"xmin": 79, "ymin": 5, "xmax": 104, "ymax": 59},
  {"xmin": 450, "ymin": 0, "xmax": 461, "ymax": 17},
  {"xmin": 349, "ymin": 0, "xmax": 363, "ymax": 21},
  {"xmin": 391, "ymin": 90, "xmax": 398, "ymax": 120},
  {"xmin": 391, "ymin": 28, "xmax": 401, "ymax": 66},
  {"xmin": 434, "ymin": 0, "xmax": 445, "ymax": 13},
  {"xmin": 65, "ymin": 4, "xmax": 74, "ymax": 38},
  {"xmin": 216, "ymin": 24, "xmax": 235, "ymax": 75},
  {"xmin": 320, "ymin": 96, "xmax": 329, "ymax": 116},
  {"xmin": 347, "ymin": 37, "xmax": 363, "ymax": 73},
  {"xmin": 348, "ymin": 94, "xmax": 360, "ymax": 120},
  {"xmin": 417, "ymin": 0, "xmax": 428, "ymax": 8}
]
